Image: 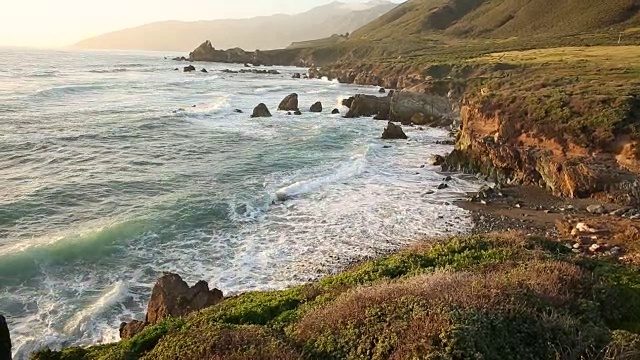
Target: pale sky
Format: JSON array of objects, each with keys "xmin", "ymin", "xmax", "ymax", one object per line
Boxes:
[{"xmin": 0, "ymin": 0, "xmax": 402, "ymax": 47}]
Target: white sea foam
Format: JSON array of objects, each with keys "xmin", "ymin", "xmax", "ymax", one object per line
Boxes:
[{"xmin": 63, "ymin": 281, "xmax": 130, "ymax": 335}]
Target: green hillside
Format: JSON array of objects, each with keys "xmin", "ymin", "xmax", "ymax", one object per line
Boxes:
[{"xmin": 353, "ymin": 0, "xmax": 640, "ymax": 40}]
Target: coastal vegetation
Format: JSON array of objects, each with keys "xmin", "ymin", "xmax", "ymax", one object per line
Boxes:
[{"xmin": 32, "ymin": 233, "xmax": 640, "ymax": 359}]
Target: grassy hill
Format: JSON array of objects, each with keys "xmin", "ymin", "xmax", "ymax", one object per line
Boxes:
[{"xmin": 353, "ymin": 0, "xmax": 640, "ymax": 40}]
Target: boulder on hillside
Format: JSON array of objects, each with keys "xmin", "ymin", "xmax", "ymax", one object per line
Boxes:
[
  {"xmin": 310, "ymin": 101, "xmax": 323, "ymax": 113},
  {"xmin": 278, "ymin": 93, "xmax": 299, "ymax": 111},
  {"xmin": 345, "ymin": 94, "xmax": 391, "ymax": 118},
  {"xmin": 251, "ymin": 103, "xmax": 272, "ymax": 118},
  {"xmin": 331, "ymin": 108, "xmax": 340, "ymax": 114},
  {"xmin": 292, "ymin": 73, "xmax": 301, "ymax": 79},
  {"xmin": 0, "ymin": 315, "xmax": 10, "ymax": 360},
  {"xmin": 119, "ymin": 273, "xmax": 224, "ymax": 339},
  {"xmin": 184, "ymin": 65, "xmax": 196, "ymax": 72},
  {"xmin": 381, "ymin": 122, "xmax": 408, "ymax": 140}
]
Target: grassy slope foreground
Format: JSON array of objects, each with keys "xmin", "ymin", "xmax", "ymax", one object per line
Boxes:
[{"xmin": 33, "ymin": 233, "xmax": 640, "ymax": 359}]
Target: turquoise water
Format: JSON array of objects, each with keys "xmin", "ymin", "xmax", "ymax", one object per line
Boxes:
[{"xmin": 0, "ymin": 48, "xmax": 478, "ymax": 358}]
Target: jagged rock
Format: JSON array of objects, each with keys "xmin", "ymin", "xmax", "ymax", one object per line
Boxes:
[
  {"xmin": 200, "ymin": 68, "xmax": 208, "ymax": 73},
  {"xmin": 345, "ymin": 94, "xmax": 391, "ymax": 118},
  {"xmin": 331, "ymin": 108, "xmax": 340, "ymax": 114},
  {"xmin": 381, "ymin": 122, "xmax": 408, "ymax": 140},
  {"xmin": 379, "ymin": 87, "xmax": 386, "ymax": 93},
  {"xmin": 342, "ymin": 96, "xmax": 355, "ymax": 108},
  {"xmin": 587, "ymin": 204, "xmax": 606, "ymax": 214},
  {"xmin": 0, "ymin": 315, "xmax": 10, "ymax": 360},
  {"xmin": 310, "ymin": 102, "xmax": 323, "ymax": 113},
  {"xmin": 432, "ymin": 155, "xmax": 446, "ymax": 166},
  {"xmin": 292, "ymin": 73, "xmax": 301, "ymax": 79},
  {"xmin": 184, "ymin": 65, "xmax": 196, "ymax": 72},
  {"xmin": 120, "ymin": 273, "xmax": 223, "ymax": 340},
  {"xmin": 278, "ymin": 93, "xmax": 299, "ymax": 111},
  {"xmin": 251, "ymin": 103, "xmax": 272, "ymax": 118},
  {"xmin": 119, "ymin": 320, "xmax": 147, "ymax": 340},
  {"xmin": 294, "ymin": 109, "xmax": 302, "ymax": 115}
]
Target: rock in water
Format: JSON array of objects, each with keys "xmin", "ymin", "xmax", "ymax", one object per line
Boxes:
[
  {"xmin": 411, "ymin": 112, "xmax": 429, "ymax": 126},
  {"xmin": 342, "ymin": 96, "xmax": 355, "ymax": 108},
  {"xmin": 381, "ymin": 122, "xmax": 408, "ymax": 140},
  {"xmin": 278, "ymin": 93, "xmax": 299, "ymax": 111},
  {"xmin": 251, "ymin": 103, "xmax": 272, "ymax": 118},
  {"xmin": 0, "ymin": 315, "xmax": 10, "ymax": 360},
  {"xmin": 294, "ymin": 109, "xmax": 302, "ymax": 115},
  {"xmin": 432, "ymin": 155, "xmax": 446, "ymax": 166},
  {"xmin": 200, "ymin": 68, "xmax": 208, "ymax": 73},
  {"xmin": 345, "ymin": 94, "xmax": 391, "ymax": 119},
  {"xmin": 331, "ymin": 108, "xmax": 340, "ymax": 114},
  {"xmin": 119, "ymin": 273, "xmax": 224, "ymax": 339},
  {"xmin": 292, "ymin": 73, "xmax": 301, "ymax": 79},
  {"xmin": 310, "ymin": 101, "xmax": 322, "ymax": 113},
  {"xmin": 378, "ymin": 87, "xmax": 386, "ymax": 93},
  {"xmin": 234, "ymin": 109, "xmax": 243, "ymax": 113},
  {"xmin": 184, "ymin": 65, "xmax": 196, "ymax": 72}
]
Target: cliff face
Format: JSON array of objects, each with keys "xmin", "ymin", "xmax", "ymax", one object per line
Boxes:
[{"xmin": 443, "ymin": 101, "xmax": 640, "ymax": 205}]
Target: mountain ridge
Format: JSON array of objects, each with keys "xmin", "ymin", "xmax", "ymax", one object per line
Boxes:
[{"xmin": 73, "ymin": 1, "xmax": 397, "ymax": 52}]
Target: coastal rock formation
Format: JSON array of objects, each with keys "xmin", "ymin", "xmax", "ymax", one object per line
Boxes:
[
  {"xmin": 389, "ymin": 91, "xmax": 453, "ymax": 126},
  {"xmin": 120, "ymin": 273, "xmax": 223, "ymax": 339},
  {"xmin": 379, "ymin": 87, "xmax": 386, "ymax": 93},
  {"xmin": 294, "ymin": 109, "xmax": 302, "ymax": 115},
  {"xmin": 345, "ymin": 94, "xmax": 390, "ymax": 119},
  {"xmin": 381, "ymin": 122, "xmax": 408, "ymax": 139},
  {"xmin": 0, "ymin": 315, "xmax": 10, "ymax": 360},
  {"xmin": 251, "ymin": 103, "xmax": 272, "ymax": 118},
  {"xmin": 332, "ymin": 108, "xmax": 340, "ymax": 114},
  {"xmin": 342, "ymin": 96, "xmax": 355, "ymax": 108},
  {"xmin": 278, "ymin": 93, "xmax": 299, "ymax": 111},
  {"xmin": 188, "ymin": 40, "xmax": 312, "ymax": 67},
  {"xmin": 292, "ymin": 73, "xmax": 301, "ymax": 79},
  {"xmin": 200, "ymin": 68, "xmax": 208, "ymax": 73},
  {"xmin": 172, "ymin": 56, "xmax": 187, "ymax": 61},
  {"xmin": 310, "ymin": 101, "xmax": 323, "ymax": 112},
  {"xmin": 184, "ymin": 65, "xmax": 196, "ymax": 72}
]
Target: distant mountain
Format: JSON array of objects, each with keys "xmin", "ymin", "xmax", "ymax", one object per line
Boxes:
[{"xmin": 73, "ymin": 1, "xmax": 397, "ymax": 52}]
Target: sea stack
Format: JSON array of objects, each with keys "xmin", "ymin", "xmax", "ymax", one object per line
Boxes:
[{"xmin": 0, "ymin": 315, "xmax": 10, "ymax": 360}]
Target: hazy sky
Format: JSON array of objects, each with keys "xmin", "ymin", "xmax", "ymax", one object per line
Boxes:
[{"xmin": 0, "ymin": 0, "xmax": 403, "ymax": 47}]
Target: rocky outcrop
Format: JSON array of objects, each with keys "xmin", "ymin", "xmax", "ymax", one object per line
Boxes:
[
  {"xmin": 310, "ymin": 102, "xmax": 323, "ymax": 113},
  {"xmin": 389, "ymin": 91, "xmax": 454, "ymax": 126},
  {"xmin": 345, "ymin": 94, "xmax": 390, "ymax": 119},
  {"xmin": 119, "ymin": 273, "xmax": 223, "ymax": 340},
  {"xmin": 188, "ymin": 40, "xmax": 312, "ymax": 66},
  {"xmin": 251, "ymin": 103, "xmax": 272, "ymax": 118},
  {"xmin": 381, "ymin": 122, "xmax": 408, "ymax": 139},
  {"xmin": 342, "ymin": 97, "xmax": 355, "ymax": 108},
  {"xmin": 278, "ymin": 94, "xmax": 299, "ymax": 111},
  {"xmin": 0, "ymin": 315, "xmax": 10, "ymax": 360},
  {"xmin": 184, "ymin": 65, "xmax": 196, "ymax": 72},
  {"xmin": 332, "ymin": 108, "xmax": 340, "ymax": 114}
]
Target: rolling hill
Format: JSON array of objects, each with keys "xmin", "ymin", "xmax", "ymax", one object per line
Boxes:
[
  {"xmin": 352, "ymin": 0, "xmax": 640, "ymax": 40},
  {"xmin": 73, "ymin": 1, "xmax": 397, "ymax": 52}
]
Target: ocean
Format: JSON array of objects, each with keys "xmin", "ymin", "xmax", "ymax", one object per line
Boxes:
[{"xmin": 0, "ymin": 47, "xmax": 479, "ymax": 359}]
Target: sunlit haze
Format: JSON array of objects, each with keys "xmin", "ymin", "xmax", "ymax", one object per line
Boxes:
[{"xmin": 0, "ymin": 0, "xmax": 403, "ymax": 47}]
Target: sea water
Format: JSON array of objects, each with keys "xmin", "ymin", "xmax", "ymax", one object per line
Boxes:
[{"xmin": 0, "ymin": 47, "xmax": 479, "ymax": 359}]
